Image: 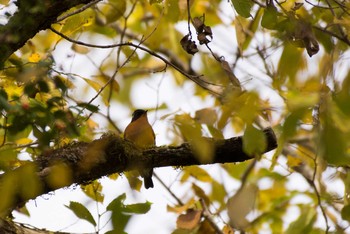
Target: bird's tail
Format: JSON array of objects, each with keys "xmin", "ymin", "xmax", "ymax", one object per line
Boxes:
[{"xmin": 141, "ymin": 168, "xmax": 154, "ymax": 189}]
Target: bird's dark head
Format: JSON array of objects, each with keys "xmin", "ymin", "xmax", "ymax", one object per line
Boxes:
[{"xmin": 131, "ymin": 109, "xmax": 148, "ymax": 122}]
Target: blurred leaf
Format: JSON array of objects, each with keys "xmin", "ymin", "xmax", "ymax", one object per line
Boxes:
[
  {"xmin": 319, "ymin": 113, "xmax": 350, "ymax": 165},
  {"xmin": 103, "ymin": 0, "xmax": 126, "ymax": 24},
  {"xmin": 28, "ymin": 53, "xmax": 41, "ymax": 63},
  {"xmin": 175, "ymin": 114, "xmax": 214, "ymax": 162},
  {"xmin": 282, "ymin": 109, "xmax": 305, "ymax": 139},
  {"xmin": 81, "ymin": 180, "xmax": 104, "ymax": 203},
  {"xmin": 195, "ymin": 108, "xmax": 217, "ymax": 125},
  {"xmin": 277, "ymin": 43, "xmax": 304, "ymax": 84},
  {"xmin": 210, "ymin": 180, "xmax": 227, "ymax": 209},
  {"xmin": 66, "ymin": 201, "xmax": 96, "ymax": 227},
  {"xmin": 125, "ymin": 171, "xmax": 142, "ymax": 191},
  {"xmin": 0, "ymin": 0, "xmax": 10, "ymax": 5},
  {"xmin": 181, "ymin": 166, "xmax": 213, "ymax": 183},
  {"xmin": 261, "ymin": 3, "xmax": 278, "ymax": 29},
  {"xmin": 123, "ymin": 201, "xmax": 152, "ymax": 214},
  {"xmin": 242, "ymin": 8, "xmax": 263, "ymax": 51},
  {"xmin": 286, "ymin": 155, "xmax": 302, "ymax": 168},
  {"xmin": 243, "ymin": 124, "xmax": 267, "ymax": 155},
  {"xmin": 192, "ymin": 183, "xmax": 210, "ymax": 205},
  {"xmin": 176, "ymin": 209, "xmax": 202, "ymax": 230},
  {"xmin": 61, "ymin": 8, "xmax": 95, "ymax": 34},
  {"xmin": 167, "ymin": 198, "xmax": 196, "ymax": 214},
  {"xmin": 222, "ymin": 161, "xmax": 250, "ymax": 180},
  {"xmin": 231, "ymin": 0, "xmax": 253, "ymax": 18},
  {"xmin": 71, "ymin": 44, "xmax": 90, "ymax": 54},
  {"xmin": 77, "ymin": 102, "xmax": 99, "ymax": 112},
  {"xmin": 341, "ymin": 205, "xmax": 350, "ymax": 221},
  {"xmin": 15, "ymin": 137, "xmax": 33, "ymax": 145},
  {"xmin": 198, "ymin": 219, "xmax": 216, "ymax": 234},
  {"xmin": 165, "ymin": 0, "xmax": 181, "ymax": 22},
  {"xmin": 46, "ymin": 163, "xmax": 72, "ymax": 189},
  {"xmin": 207, "ymin": 125, "xmax": 224, "ymax": 139},
  {"xmin": 234, "ymin": 16, "xmax": 248, "ymax": 54},
  {"xmin": 227, "ymin": 183, "xmax": 258, "ymax": 229},
  {"xmin": 83, "ymin": 78, "xmax": 102, "ymax": 92},
  {"xmin": 285, "ymin": 91, "xmax": 319, "ymax": 111}
]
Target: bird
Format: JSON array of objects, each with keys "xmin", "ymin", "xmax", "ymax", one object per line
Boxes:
[{"xmin": 124, "ymin": 109, "xmax": 155, "ymax": 189}]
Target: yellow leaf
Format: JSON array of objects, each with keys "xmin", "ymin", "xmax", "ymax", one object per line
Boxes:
[
  {"xmin": 181, "ymin": 166, "xmax": 213, "ymax": 183},
  {"xmin": 108, "ymin": 173, "xmax": 119, "ymax": 180},
  {"xmin": 81, "ymin": 181, "xmax": 104, "ymax": 203},
  {"xmin": 287, "ymin": 155, "xmax": 302, "ymax": 168},
  {"xmin": 28, "ymin": 53, "xmax": 41, "ymax": 63},
  {"xmin": 222, "ymin": 225, "xmax": 235, "ymax": 234},
  {"xmin": 97, "ymin": 75, "xmax": 119, "ymax": 93},
  {"xmin": 60, "ymin": 8, "xmax": 95, "ymax": 34},
  {"xmin": 124, "ymin": 171, "xmax": 142, "ymax": 191},
  {"xmin": 15, "ymin": 138, "xmax": 33, "ymax": 145},
  {"xmin": 46, "ymin": 163, "xmax": 73, "ymax": 189},
  {"xmin": 175, "ymin": 114, "xmax": 214, "ymax": 162},
  {"xmin": 87, "ymin": 119, "xmax": 99, "ymax": 130},
  {"xmin": 167, "ymin": 198, "xmax": 196, "ymax": 213},
  {"xmin": 71, "ymin": 44, "xmax": 90, "ymax": 54},
  {"xmin": 0, "ymin": 0, "xmax": 10, "ymax": 5},
  {"xmin": 83, "ymin": 78, "xmax": 102, "ymax": 92}
]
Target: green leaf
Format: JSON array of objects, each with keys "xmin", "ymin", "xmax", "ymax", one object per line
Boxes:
[
  {"xmin": 77, "ymin": 102, "xmax": 99, "ymax": 112},
  {"xmin": 282, "ymin": 110, "xmax": 304, "ymax": 139},
  {"xmin": 65, "ymin": 201, "xmax": 96, "ymax": 227},
  {"xmin": 243, "ymin": 124, "xmax": 267, "ymax": 155},
  {"xmin": 123, "ymin": 201, "xmax": 152, "ymax": 214},
  {"xmin": 341, "ymin": 205, "xmax": 350, "ymax": 221},
  {"xmin": 231, "ymin": 0, "xmax": 253, "ymax": 18},
  {"xmin": 106, "ymin": 193, "xmax": 133, "ymax": 233},
  {"xmin": 319, "ymin": 114, "xmax": 350, "ymax": 165},
  {"xmin": 261, "ymin": 4, "xmax": 278, "ymax": 29},
  {"xmin": 277, "ymin": 43, "xmax": 304, "ymax": 84}
]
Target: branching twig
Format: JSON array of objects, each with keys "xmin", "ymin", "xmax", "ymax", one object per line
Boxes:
[{"xmin": 49, "ymin": 27, "xmax": 223, "ymax": 97}]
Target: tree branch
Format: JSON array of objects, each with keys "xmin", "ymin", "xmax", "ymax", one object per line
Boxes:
[{"xmin": 0, "ymin": 128, "xmax": 277, "ymax": 217}]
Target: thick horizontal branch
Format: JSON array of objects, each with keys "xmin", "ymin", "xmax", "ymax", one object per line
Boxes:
[{"xmin": 0, "ymin": 128, "xmax": 277, "ymax": 217}]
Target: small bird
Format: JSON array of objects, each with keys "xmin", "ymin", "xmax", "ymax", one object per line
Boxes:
[{"xmin": 124, "ymin": 109, "xmax": 155, "ymax": 189}]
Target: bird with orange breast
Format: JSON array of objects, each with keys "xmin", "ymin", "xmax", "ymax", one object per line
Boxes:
[{"xmin": 124, "ymin": 109, "xmax": 155, "ymax": 189}]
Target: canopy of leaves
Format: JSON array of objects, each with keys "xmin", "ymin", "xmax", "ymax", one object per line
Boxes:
[{"xmin": 0, "ymin": 0, "xmax": 350, "ymax": 233}]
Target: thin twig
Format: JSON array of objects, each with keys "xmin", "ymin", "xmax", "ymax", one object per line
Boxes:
[
  {"xmin": 49, "ymin": 27, "xmax": 223, "ymax": 96},
  {"xmin": 154, "ymin": 172, "xmax": 184, "ymax": 206}
]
